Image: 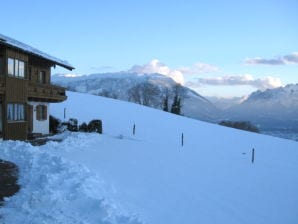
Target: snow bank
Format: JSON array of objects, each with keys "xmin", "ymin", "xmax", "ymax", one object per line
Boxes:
[{"xmin": 0, "ymin": 140, "xmax": 142, "ymax": 224}]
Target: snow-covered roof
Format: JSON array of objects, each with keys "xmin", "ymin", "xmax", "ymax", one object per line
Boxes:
[{"xmin": 0, "ymin": 33, "xmax": 74, "ymax": 70}]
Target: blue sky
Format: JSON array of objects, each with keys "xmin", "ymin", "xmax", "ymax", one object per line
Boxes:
[{"xmin": 1, "ymin": 0, "xmax": 297, "ymax": 97}]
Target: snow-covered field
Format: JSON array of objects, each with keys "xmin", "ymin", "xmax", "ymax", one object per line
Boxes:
[{"xmin": 1, "ymin": 91, "xmax": 298, "ymax": 224}]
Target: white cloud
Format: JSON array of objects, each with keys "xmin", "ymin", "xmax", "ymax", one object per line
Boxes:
[
  {"xmin": 128, "ymin": 60, "xmax": 220, "ymax": 85},
  {"xmin": 283, "ymin": 52, "xmax": 298, "ymax": 64},
  {"xmin": 178, "ymin": 62, "xmax": 219, "ymax": 75},
  {"xmin": 129, "ymin": 59, "xmax": 184, "ymax": 84},
  {"xmin": 186, "ymin": 74, "xmax": 282, "ymax": 90},
  {"xmin": 127, "ymin": 60, "xmax": 283, "ymax": 91},
  {"xmin": 245, "ymin": 52, "xmax": 298, "ymax": 65}
]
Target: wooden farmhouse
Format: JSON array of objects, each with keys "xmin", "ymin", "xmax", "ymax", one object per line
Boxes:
[{"xmin": 0, "ymin": 33, "xmax": 74, "ymax": 140}]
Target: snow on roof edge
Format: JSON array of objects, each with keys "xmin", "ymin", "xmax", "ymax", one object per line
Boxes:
[{"xmin": 0, "ymin": 33, "xmax": 75, "ymax": 70}]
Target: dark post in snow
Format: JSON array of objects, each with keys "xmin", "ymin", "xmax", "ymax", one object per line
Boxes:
[
  {"xmin": 181, "ymin": 133, "xmax": 184, "ymax": 147},
  {"xmin": 251, "ymin": 148, "xmax": 255, "ymax": 164},
  {"xmin": 133, "ymin": 124, "xmax": 136, "ymax": 135},
  {"xmin": 64, "ymin": 108, "xmax": 66, "ymax": 120}
]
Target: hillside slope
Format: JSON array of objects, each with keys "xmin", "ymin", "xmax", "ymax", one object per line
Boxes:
[{"xmin": 51, "ymin": 91, "xmax": 298, "ymax": 224}]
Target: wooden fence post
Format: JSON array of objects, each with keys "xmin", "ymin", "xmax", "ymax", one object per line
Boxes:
[
  {"xmin": 64, "ymin": 108, "xmax": 66, "ymax": 120},
  {"xmin": 133, "ymin": 124, "xmax": 136, "ymax": 135},
  {"xmin": 252, "ymin": 148, "xmax": 255, "ymax": 163}
]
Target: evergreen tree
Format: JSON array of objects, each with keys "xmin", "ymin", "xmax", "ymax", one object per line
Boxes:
[
  {"xmin": 163, "ymin": 96, "xmax": 169, "ymax": 112},
  {"xmin": 176, "ymin": 97, "xmax": 181, "ymax": 115},
  {"xmin": 171, "ymin": 94, "xmax": 181, "ymax": 115}
]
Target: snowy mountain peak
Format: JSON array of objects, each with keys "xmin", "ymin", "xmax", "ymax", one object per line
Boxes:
[
  {"xmin": 225, "ymin": 83, "xmax": 298, "ymax": 135},
  {"xmin": 244, "ymin": 84, "xmax": 298, "ymax": 104}
]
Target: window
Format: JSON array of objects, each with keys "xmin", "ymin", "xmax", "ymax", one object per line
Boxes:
[
  {"xmin": 7, "ymin": 57, "xmax": 25, "ymax": 78},
  {"xmin": 36, "ymin": 105, "xmax": 47, "ymax": 121},
  {"xmin": 14, "ymin": 59, "xmax": 19, "ymax": 76},
  {"xmin": 8, "ymin": 58, "xmax": 14, "ymax": 75},
  {"xmin": 7, "ymin": 104, "xmax": 25, "ymax": 121},
  {"xmin": 19, "ymin": 61, "xmax": 25, "ymax": 77},
  {"xmin": 39, "ymin": 71, "xmax": 46, "ymax": 84}
]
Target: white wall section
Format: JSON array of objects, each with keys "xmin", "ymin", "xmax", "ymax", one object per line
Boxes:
[{"xmin": 28, "ymin": 102, "xmax": 49, "ymax": 134}]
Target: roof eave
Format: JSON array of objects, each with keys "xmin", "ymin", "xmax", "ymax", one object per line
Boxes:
[{"xmin": 53, "ymin": 61, "xmax": 75, "ymax": 71}]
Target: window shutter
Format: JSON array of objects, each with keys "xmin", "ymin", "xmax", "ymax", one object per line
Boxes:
[
  {"xmin": 36, "ymin": 105, "xmax": 47, "ymax": 121},
  {"xmin": 42, "ymin": 105, "xmax": 47, "ymax": 120},
  {"xmin": 36, "ymin": 105, "xmax": 41, "ymax": 121}
]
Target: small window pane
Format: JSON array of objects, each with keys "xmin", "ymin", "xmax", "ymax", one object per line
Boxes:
[
  {"xmin": 7, "ymin": 104, "xmax": 14, "ymax": 121},
  {"xmin": 14, "ymin": 104, "xmax": 18, "ymax": 121},
  {"xmin": 39, "ymin": 71, "xmax": 46, "ymax": 83},
  {"xmin": 18, "ymin": 104, "xmax": 24, "ymax": 120},
  {"xmin": 14, "ymin": 59, "xmax": 19, "ymax": 76},
  {"xmin": 8, "ymin": 58, "xmax": 14, "ymax": 75},
  {"xmin": 19, "ymin": 61, "xmax": 25, "ymax": 77}
]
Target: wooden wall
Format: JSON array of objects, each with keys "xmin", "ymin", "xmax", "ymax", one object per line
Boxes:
[
  {"xmin": 4, "ymin": 122, "xmax": 27, "ymax": 140},
  {"xmin": 29, "ymin": 56, "xmax": 51, "ymax": 84},
  {"xmin": 0, "ymin": 46, "xmax": 5, "ymax": 76},
  {"xmin": 5, "ymin": 77, "xmax": 28, "ymax": 102}
]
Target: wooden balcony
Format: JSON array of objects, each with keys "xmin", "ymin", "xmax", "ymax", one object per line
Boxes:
[{"xmin": 28, "ymin": 82, "xmax": 67, "ymax": 102}]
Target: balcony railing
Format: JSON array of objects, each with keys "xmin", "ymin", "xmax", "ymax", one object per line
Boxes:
[{"xmin": 28, "ymin": 82, "xmax": 67, "ymax": 102}]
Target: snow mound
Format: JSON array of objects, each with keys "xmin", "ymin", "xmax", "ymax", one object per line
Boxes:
[{"xmin": 0, "ymin": 139, "xmax": 142, "ymax": 224}]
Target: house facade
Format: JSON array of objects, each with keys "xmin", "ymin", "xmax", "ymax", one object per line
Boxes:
[{"xmin": 0, "ymin": 34, "xmax": 74, "ymax": 140}]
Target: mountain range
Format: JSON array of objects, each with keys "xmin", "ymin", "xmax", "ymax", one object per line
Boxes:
[{"xmin": 224, "ymin": 84, "xmax": 298, "ymax": 140}]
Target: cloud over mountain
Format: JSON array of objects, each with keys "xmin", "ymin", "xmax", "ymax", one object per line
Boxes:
[
  {"xmin": 128, "ymin": 60, "xmax": 220, "ymax": 85},
  {"xmin": 186, "ymin": 74, "xmax": 282, "ymax": 90},
  {"xmin": 128, "ymin": 59, "xmax": 184, "ymax": 84},
  {"xmin": 178, "ymin": 62, "xmax": 219, "ymax": 75},
  {"xmin": 245, "ymin": 52, "xmax": 298, "ymax": 65},
  {"xmin": 64, "ymin": 59, "xmax": 286, "ymax": 94}
]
